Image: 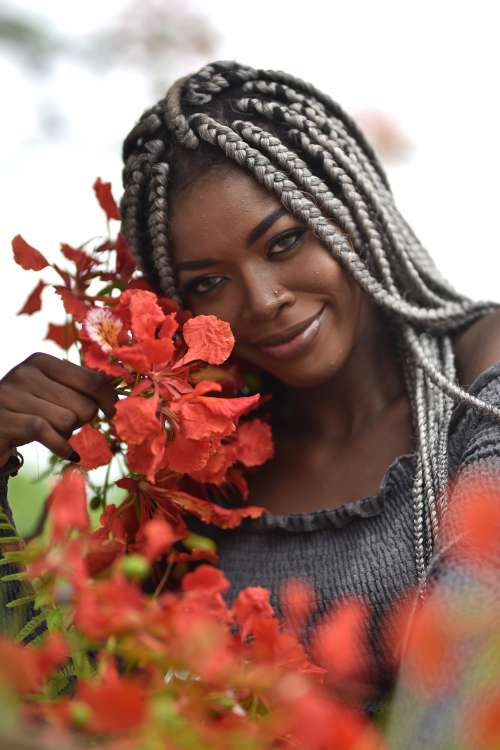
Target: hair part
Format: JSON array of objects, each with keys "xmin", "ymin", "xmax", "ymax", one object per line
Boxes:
[{"xmin": 120, "ymin": 60, "xmax": 500, "ymax": 589}]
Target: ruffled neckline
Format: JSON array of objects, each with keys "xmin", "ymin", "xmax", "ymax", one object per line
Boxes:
[{"xmin": 236, "ymin": 360, "xmax": 500, "ymax": 534}]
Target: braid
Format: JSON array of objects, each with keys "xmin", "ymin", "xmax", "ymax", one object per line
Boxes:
[{"xmin": 120, "ymin": 60, "xmax": 500, "ymax": 586}]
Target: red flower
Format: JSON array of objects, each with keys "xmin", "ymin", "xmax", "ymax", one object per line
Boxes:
[
  {"xmin": 182, "ymin": 564, "xmax": 230, "ymax": 595},
  {"xmin": 173, "ymin": 314, "xmax": 234, "ymax": 368},
  {"xmin": 133, "ymin": 515, "xmax": 178, "ymax": 562},
  {"xmin": 93, "ymin": 177, "xmax": 120, "ymax": 221},
  {"xmin": 466, "ymin": 689, "xmax": 500, "ymax": 750},
  {"xmin": 117, "ymin": 288, "xmax": 165, "ymax": 341},
  {"xmin": 186, "ymin": 439, "xmax": 237, "ymax": 485},
  {"xmin": 401, "ymin": 595, "xmax": 459, "ymax": 694},
  {"xmin": 75, "ymin": 660, "xmax": 147, "ymax": 734},
  {"xmin": 126, "ymin": 430, "xmax": 166, "ymax": 483},
  {"xmin": 83, "ymin": 307, "xmax": 124, "ymax": 352},
  {"xmin": 312, "ymin": 598, "xmax": 369, "ymax": 685},
  {"xmin": 12, "ymin": 234, "xmax": 49, "ymax": 270},
  {"xmin": 114, "ymin": 232, "xmax": 136, "ymax": 280},
  {"xmin": 45, "ymin": 321, "xmax": 77, "ymax": 350},
  {"xmin": 162, "ymin": 431, "xmax": 213, "ymax": 474},
  {"xmin": 280, "ymin": 578, "xmax": 315, "ymax": 635},
  {"xmin": 0, "ymin": 633, "xmax": 68, "ymax": 695},
  {"xmin": 82, "ymin": 340, "xmax": 126, "ymax": 378},
  {"xmin": 74, "ymin": 574, "xmax": 146, "ymax": 640},
  {"xmin": 153, "ymin": 484, "xmax": 265, "ymax": 529},
  {"xmin": 27, "ymin": 538, "xmax": 88, "ymax": 591},
  {"xmin": 172, "ymin": 381, "xmax": 260, "ymax": 441},
  {"xmin": 60, "ymin": 242, "xmax": 95, "ymax": 273},
  {"xmin": 285, "ymin": 688, "xmax": 382, "ymax": 750},
  {"xmin": 114, "ymin": 394, "xmax": 162, "ymax": 445},
  {"xmin": 179, "ymin": 565, "xmax": 231, "ymax": 622},
  {"xmin": 17, "ymin": 279, "xmax": 46, "ymax": 315},
  {"xmin": 233, "ymin": 418, "xmax": 274, "ymax": 468},
  {"xmin": 49, "ymin": 467, "xmax": 89, "ymax": 539},
  {"xmin": 446, "ymin": 472, "xmax": 500, "ymax": 560},
  {"xmin": 55, "ymin": 286, "xmax": 88, "ymax": 322},
  {"xmin": 69, "ymin": 424, "xmax": 113, "ymax": 470},
  {"xmin": 233, "ymin": 587, "xmax": 275, "ymax": 640}
]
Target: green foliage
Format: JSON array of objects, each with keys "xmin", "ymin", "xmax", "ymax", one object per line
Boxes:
[{"xmin": 8, "ymin": 468, "xmax": 49, "ymax": 538}]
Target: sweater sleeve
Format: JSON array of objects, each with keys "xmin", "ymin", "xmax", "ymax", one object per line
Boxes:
[
  {"xmin": 0, "ymin": 475, "xmax": 43, "ymax": 641},
  {"xmin": 385, "ymin": 387, "xmax": 500, "ymax": 749}
]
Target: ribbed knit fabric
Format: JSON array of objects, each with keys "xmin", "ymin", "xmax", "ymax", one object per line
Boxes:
[
  {"xmin": 187, "ymin": 360, "xmax": 500, "ymax": 717},
  {"xmin": 1, "ymin": 361, "xmax": 500, "ymax": 737}
]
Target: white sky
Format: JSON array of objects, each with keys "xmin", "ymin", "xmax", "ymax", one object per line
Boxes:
[{"xmin": 1, "ymin": 0, "xmax": 500, "ymax": 468}]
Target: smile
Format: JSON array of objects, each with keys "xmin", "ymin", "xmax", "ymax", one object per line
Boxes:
[{"xmin": 257, "ymin": 305, "xmax": 327, "ymax": 360}]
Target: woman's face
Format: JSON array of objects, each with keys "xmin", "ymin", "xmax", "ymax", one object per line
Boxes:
[{"xmin": 169, "ymin": 165, "xmax": 368, "ymax": 388}]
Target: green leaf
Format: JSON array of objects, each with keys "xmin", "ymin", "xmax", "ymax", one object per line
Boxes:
[
  {"xmin": 0, "ymin": 571, "xmax": 27, "ymax": 582},
  {"xmin": 0, "ymin": 522, "xmax": 16, "ymax": 532},
  {"xmin": 46, "ymin": 608, "xmax": 64, "ymax": 631},
  {"xmin": 6, "ymin": 594, "xmax": 35, "ymax": 609},
  {"xmin": 0, "ymin": 554, "xmax": 25, "ymax": 567},
  {"xmin": 15, "ymin": 611, "xmax": 47, "ymax": 643}
]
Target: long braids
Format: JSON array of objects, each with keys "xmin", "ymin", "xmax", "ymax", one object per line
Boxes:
[{"xmin": 120, "ymin": 60, "xmax": 500, "ymax": 588}]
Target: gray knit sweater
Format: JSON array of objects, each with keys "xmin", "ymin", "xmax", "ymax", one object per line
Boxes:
[
  {"xmin": 188, "ymin": 360, "xmax": 500, "ymax": 734},
  {"xmin": 1, "ymin": 361, "xmax": 500, "ymax": 747}
]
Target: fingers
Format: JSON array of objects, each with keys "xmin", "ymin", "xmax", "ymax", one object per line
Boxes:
[
  {"xmin": 0, "ymin": 384, "xmax": 90, "ymax": 439},
  {"xmin": 12, "ymin": 353, "xmax": 117, "ymax": 419},
  {"xmin": 17, "ymin": 371, "xmax": 100, "ymax": 427},
  {"xmin": 0, "ymin": 407, "xmax": 78, "ymax": 461}
]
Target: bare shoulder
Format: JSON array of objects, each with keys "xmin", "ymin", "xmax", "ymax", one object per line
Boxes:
[{"xmin": 452, "ymin": 309, "xmax": 500, "ymax": 387}]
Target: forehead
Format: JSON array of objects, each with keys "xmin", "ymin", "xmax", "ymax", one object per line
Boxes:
[{"xmin": 169, "ymin": 165, "xmax": 285, "ymax": 260}]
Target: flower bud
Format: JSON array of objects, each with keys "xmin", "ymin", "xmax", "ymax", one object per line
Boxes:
[
  {"xmin": 119, "ymin": 554, "xmax": 151, "ymax": 580},
  {"xmin": 182, "ymin": 533, "xmax": 217, "ymax": 554},
  {"xmin": 70, "ymin": 701, "xmax": 92, "ymax": 728}
]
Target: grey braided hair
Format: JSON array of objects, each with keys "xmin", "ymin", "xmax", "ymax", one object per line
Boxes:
[{"xmin": 120, "ymin": 60, "xmax": 500, "ymax": 590}]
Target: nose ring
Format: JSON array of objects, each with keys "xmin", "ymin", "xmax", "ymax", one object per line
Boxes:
[{"xmin": 273, "ymin": 289, "xmax": 280, "ymax": 296}]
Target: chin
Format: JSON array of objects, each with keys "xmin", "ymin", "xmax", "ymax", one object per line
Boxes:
[{"xmin": 261, "ymin": 356, "xmax": 343, "ymax": 390}]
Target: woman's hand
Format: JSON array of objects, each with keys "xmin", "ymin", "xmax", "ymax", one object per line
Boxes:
[{"xmin": 0, "ymin": 353, "xmax": 117, "ymax": 467}]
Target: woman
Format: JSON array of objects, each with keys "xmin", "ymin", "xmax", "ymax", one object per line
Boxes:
[{"xmin": 1, "ymin": 61, "xmax": 500, "ymax": 728}]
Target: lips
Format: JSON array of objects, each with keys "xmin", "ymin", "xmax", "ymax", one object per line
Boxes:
[
  {"xmin": 251, "ymin": 305, "xmax": 326, "ymax": 348},
  {"xmin": 253, "ymin": 305, "xmax": 327, "ymax": 361}
]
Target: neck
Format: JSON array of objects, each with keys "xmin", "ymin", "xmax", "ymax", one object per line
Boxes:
[{"xmin": 272, "ymin": 304, "xmax": 407, "ymax": 443}]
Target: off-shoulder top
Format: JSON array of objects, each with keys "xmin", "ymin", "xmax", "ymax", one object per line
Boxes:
[
  {"xmin": 2, "ymin": 361, "xmax": 500, "ymax": 738},
  {"xmin": 187, "ymin": 361, "xmax": 500, "ymax": 715}
]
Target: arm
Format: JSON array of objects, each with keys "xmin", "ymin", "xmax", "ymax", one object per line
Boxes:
[{"xmin": 0, "ymin": 352, "xmax": 116, "ymax": 641}]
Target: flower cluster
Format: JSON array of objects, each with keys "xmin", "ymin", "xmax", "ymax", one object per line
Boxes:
[{"xmin": 0, "ymin": 180, "xmax": 498, "ymax": 750}]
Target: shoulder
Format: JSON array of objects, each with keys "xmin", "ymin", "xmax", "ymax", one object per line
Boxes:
[{"xmin": 452, "ymin": 309, "xmax": 500, "ymax": 388}]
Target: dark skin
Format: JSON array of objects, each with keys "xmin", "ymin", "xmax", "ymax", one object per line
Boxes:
[
  {"xmin": 0, "ymin": 356, "xmax": 116, "ymax": 466},
  {"xmin": 170, "ymin": 165, "xmax": 500, "ymax": 513},
  {"xmin": 1, "ymin": 164, "xmax": 500, "ymax": 509}
]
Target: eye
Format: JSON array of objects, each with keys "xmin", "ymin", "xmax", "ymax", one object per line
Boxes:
[
  {"xmin": 183, "ymin": 275, "xmax": 226, "ymax": 296},
  {"xmin": 268, "ymin": 228, "xmax": 307, "ymax": 257}
]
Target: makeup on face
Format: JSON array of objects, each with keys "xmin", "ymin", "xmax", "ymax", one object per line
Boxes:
[
  {"xmin": 255, "ymin": 304, "xmax": 327, "ymax": 360},
  {"xmin": 170, "ymin": 166, "xmax": 363, "ymax": 388}
]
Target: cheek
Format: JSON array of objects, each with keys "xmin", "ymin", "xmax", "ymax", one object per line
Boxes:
[{"xmin": 296, "ymin": 244, "xmax": 357, "ymax": 306}]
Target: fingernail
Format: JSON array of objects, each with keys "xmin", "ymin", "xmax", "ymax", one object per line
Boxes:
[{"xmin": 68, "ymin": 450, "xmax": 80, "ymax": 463}]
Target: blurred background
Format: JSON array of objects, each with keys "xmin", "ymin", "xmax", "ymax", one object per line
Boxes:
[{"xmin": 1, "ymin": 0, "xmax": 500, "ymax": 527}]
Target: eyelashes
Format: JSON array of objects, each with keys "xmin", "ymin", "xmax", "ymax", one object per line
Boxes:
[
  {"xmin": 182, "ymin": 227, "xmax": 307, "ymax": 297},
  {"xmin": 268, "ymin": 227, "xmax": 307, "ymax": 257}
]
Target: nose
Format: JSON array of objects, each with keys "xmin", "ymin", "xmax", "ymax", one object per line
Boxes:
[{"xmin": 238, "ymin": 267, "xmax": 295, "ymax": 324}]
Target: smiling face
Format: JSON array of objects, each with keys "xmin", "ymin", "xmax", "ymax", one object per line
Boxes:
[{"xmin": 169, "ymin": 165, "xmax": 369, "ymax": 388}]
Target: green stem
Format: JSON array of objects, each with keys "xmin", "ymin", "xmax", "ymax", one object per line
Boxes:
[
  {"xmin": 101, "ymin": 458, "xmax": 113, "ymax": 508},
  {"xmin": 153, "ymin": 558, "xmax": 174, "ymax": 598}
]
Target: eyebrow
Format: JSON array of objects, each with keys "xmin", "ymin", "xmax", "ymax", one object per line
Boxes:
[
  {"xmin": 247, "ymin": 207, "xmax": 288, "ymax": 245},
  {"xmin": 173, "ymin": 206, "xmax": 288, "ymax": 272}
]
